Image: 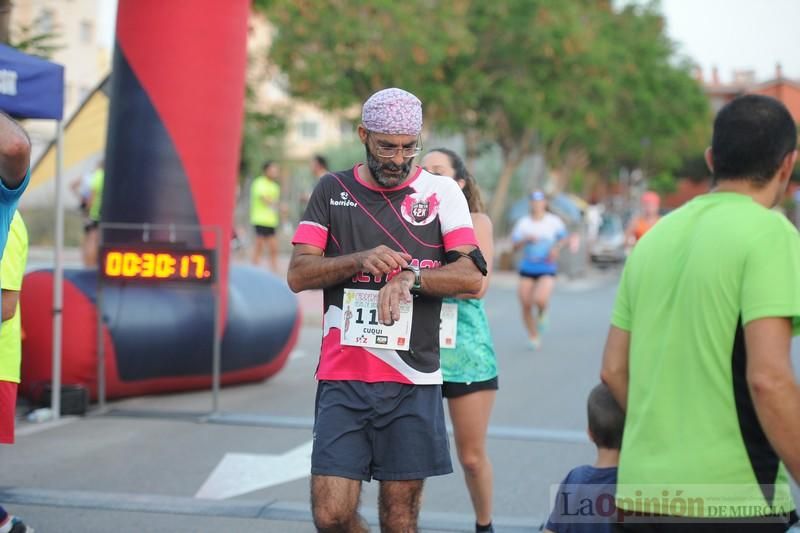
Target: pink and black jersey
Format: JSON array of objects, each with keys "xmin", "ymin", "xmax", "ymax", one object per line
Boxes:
[{"xmin": 292, "ymin": 164, "xmax": 478, "ymax": 385}]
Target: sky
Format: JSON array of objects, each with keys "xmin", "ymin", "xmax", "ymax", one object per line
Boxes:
[
  {"xmin": 98, "ymin": 0, "xmax": 800, "ymax": 84},
  {"xmin": 656, "ymin": 0, "xmax": 800, "ymax": 82}
]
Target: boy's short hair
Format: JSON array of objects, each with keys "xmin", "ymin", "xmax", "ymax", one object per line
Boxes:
[{"xmin": 588, "ymin": 383, "xmax": 625, "ymax": 449}]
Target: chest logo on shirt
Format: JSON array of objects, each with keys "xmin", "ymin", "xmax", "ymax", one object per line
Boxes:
[
  {"xmin": 401, "ymin": 192, "xmax": 440, "ymax": 226},
  {"xmin": 330, "ymin": 191, "xmax": 357, "ymax": 208}
]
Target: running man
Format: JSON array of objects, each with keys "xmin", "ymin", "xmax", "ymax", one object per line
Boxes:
[
  {"xmin": 287, "ymin": 88, "xmax": 485, "ymax": 533},
  {"xmin": 602, "ymin": 95, "xmax": 800, "ymax": 531},
  {"xmin": 250, "ymin": 160, "xmax": 281, "ymax": 272},
  {"xmin": 511, "ymin": 191, "xmax": 568, "ymax": 349}
]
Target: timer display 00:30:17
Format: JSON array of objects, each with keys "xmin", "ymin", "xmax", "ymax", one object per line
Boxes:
[{"xmin": 101, "ymin": 249, "xmax": 215, "ymax": 283}]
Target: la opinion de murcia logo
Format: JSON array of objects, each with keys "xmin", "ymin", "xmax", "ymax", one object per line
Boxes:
[
  {"xmin": 0, "ymin": 69, "xmax": 18, "ymax": 96},
  {"xmin": 330, "ymin": 191, "xmax": 357, "ymax": 208}
]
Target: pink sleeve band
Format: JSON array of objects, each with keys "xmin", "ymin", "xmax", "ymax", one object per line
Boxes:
[
  {"xmin": 443, "ymin": 226, "xmax": 478, "ymax": 251},
  {"xmin": 292, "ymin": 222, "xmax": 328, "ymax": 249}
]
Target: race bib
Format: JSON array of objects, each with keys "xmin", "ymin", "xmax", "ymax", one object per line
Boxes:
[
  {"xmin": 439, "ymin": 302, "xmax": 458, "ymax": 349},
  {"xmin": 341, "ymin": 288, "xmax": 413, "ymax": 350}
]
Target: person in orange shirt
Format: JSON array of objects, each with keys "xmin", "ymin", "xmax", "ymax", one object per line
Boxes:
[{"xmin": 625, "ymin": 191, "xmax": 661, "ymax": 246}]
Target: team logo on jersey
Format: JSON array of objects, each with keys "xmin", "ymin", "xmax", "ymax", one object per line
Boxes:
[
  {"xmin": 401, "ymin": 192, "xmax": 440, "ymax": 226},
  {"xmin": 330, "ymin": 191, "xmax": 357, "ymax": 207}
]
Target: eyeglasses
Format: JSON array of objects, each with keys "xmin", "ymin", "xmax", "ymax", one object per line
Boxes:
[{"xmin": 367, "ymin": 133, "xmax": 422, "ymax": 159}]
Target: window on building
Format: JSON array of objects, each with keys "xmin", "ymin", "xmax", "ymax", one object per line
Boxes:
[
  {"xmin": 80, "ymin": 20, "xmax": 94, "ymax": 44},
  {"xmin": 36, "ymin": 9, "xmax": 55, "ymax": 34},
  {"xmin": 299, "ymin": 119, "xmax": 320, "ymax": 140},
  {"xmin": 339, "ymin": 118, "xmax": 354, "ymax": 139}
]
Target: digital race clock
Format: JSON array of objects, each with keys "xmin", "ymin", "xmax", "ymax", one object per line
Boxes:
[{"xmin": 99, "ymin": 246, "xmax": 216, "ymax": 284}]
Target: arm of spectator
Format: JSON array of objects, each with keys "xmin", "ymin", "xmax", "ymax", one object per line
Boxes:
[
  {"xmin": 86, "ymin": 190, "xmax": 96, "ymax": 212},
  {"xmin": 451, "ymin": 213, "xmax": 493, "ymax": 299},
  {"xmin": 0, "ymin": 113, "xmax": 31, "ymax": 189},
  {"xmin": 287, "ymin": 243, "xmax": 411, "ymax": 293},
  {"xmin": 261, "ymin": 193, "xmax": 278, "ymax": 207},
  {"xmin": 600, "ymin": 325, "xmax": 630, "ymax": 411},
  {"xmin": 745, "ymin": 317, "xmax": 800, "ymax": 483},
  {"xmin": 377, "ymin": 245, "xmax": 483, "ymax": 325},
  {"xmin": 1, "ymin": 289, "xmax": 19, "ymax": 321}
]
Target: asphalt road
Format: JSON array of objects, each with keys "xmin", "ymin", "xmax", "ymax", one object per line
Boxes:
[{"xmin": 0, "ymin": 264, "xmax": 749, "ymax": 532}]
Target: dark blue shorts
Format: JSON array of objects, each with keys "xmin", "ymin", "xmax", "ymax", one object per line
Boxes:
[{"xmin": 311, "ymin": 380, "xmax": 452, "ymax": 481}]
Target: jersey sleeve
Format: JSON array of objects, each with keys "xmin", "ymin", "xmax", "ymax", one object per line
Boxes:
[
  {"xmin": 544, "ymin": 471, "xmax": 574, "ymax": 533},
  {"xmin": 511, "ymin": 218, "xmax": 528, "ymax": 244},
  {"xmin": 0, "ymin": 168, "xmax": 30, "ymax": 205},
  {"xmin": 611, "ymin": 260, "xmax": 633, "ymax": 331},
  {"xmin": 291, "ymin": 177, "xmax": 330, "ymax": 250},
  {"xmin": 438, "ymin": 178, "xmax": 478, "ymax": 250},
  {"xmin": 1, "ymin": 213, "xmax": 27, "ymax": 291},
  {"xmin": 741, "ymin": 218, "xmax": 800, "ymax": 333}
]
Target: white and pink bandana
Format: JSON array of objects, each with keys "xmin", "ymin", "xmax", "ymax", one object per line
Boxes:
[{"xmin": 361, "ymin": 88, "xmax": 423, "ymax": 135}]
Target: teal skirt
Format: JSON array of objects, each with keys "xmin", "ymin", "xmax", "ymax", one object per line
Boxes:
[{"xmin": 440, "ymin": 298, "xmax": 498, "ymax": 383}]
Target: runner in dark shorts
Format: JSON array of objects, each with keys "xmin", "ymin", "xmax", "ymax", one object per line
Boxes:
[
  {"xmin": 511, "ymin": 192, "xmax": 568, "ymax": 350},
  {"xmin": 312, "ymin": 381, "xmax": 451, "ymax": 481},
  {"xmin": 253, "ymin": 225, "xmax": 276, "ymax": 237},
  {"xmin": 288, "ymin": 88, "xmax": 485, "ymax": 533}
]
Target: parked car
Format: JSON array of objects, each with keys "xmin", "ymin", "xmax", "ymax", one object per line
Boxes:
[{"xmin": 590, "ymin": 213, "xmax": 626, "ymax": 265}]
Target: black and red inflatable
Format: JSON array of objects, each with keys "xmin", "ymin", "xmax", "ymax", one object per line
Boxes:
[{"xmin": 20, "ymin": 0, "xmax": 299, "ymax": 400}]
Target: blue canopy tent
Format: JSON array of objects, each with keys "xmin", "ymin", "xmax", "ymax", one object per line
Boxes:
[
  {"xmin": 0, "ymin": 44, "xmax": 66, "ymax": 419},
  {"xmin": 0, "ymin": 44, "xmax": 64, "ymax": 119}
]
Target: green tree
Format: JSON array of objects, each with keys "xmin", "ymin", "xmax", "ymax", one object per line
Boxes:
[
  {"xmin": 0, "ymin": 1, "xmax": 62, "ymax": 58},
  {"xmin": 256, "ymin": 0, "xmax": 709, "ymax": 221},
  {"xmin": 0, "ymin": 0, "xmax": 10, "ymax": 44}
]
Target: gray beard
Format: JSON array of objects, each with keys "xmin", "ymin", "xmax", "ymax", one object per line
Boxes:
[{"xmin": 366, "ymin": 147, "xmax": 412, "ymax": 188}]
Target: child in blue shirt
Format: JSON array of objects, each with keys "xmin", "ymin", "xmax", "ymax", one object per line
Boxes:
[{"xmin": 544, "ymin": 383, "xmax": 624, "ymax": 533}]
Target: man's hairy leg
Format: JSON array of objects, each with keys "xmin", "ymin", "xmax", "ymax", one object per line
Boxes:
[
  {"xmin": 378, "ymin": 479, "xmax": 424, "ymax": 533},
  {"xmin": 311, "ymin": 475, "xmax": 368, "ymax": 533}
]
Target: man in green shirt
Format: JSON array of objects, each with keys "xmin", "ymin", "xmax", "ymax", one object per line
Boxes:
[
  {"xmin": 0, "ymin": 211, "xmax": 28, "ymax": 407},
  {"xmin": 602, "ymin": 95, "xmax": 800, "ymax": 532},
  {"xmin": 0, "ymin": 111, "xmax": 32, "ymax": 533},
  {"xmin": 82, "ymin": 163, "xmax": 104, "ymax": 267},
  {"xmin": 250, "ymin": 160, "xmax": 281, "ymax": 272}
]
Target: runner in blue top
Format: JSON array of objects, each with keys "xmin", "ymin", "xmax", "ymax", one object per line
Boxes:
[
  {"xmin": 0, "ymin": 111, "xmax": 34, "ymax": 533},
  {"xmin": 422, "ymin": 148, "xmax": 498, "ymax": 533},
  {"xmin": 511, "ymin": 192, "xmax": 568, "ymax": 349}
]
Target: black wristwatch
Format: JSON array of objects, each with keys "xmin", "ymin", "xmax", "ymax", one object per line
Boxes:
[{"xmin": 401, "ymin": 265, "xmax": 422, "ymax": 292}]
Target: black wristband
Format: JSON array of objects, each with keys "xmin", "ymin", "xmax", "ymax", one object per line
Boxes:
[{"xmin": 445, "ymin": 249, "xmax": 488, "ymax": 276}]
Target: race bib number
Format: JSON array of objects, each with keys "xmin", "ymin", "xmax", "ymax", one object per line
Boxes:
[
  {"xmin": 439, "ymin": 302, "xmax": 458, "ymax": 349},
  {"xmin": 341, "ymin": 288, "xmax": 413, "ymax": 350}
]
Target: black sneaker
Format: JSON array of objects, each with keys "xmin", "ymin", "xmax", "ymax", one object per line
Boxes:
[{"xmin": 9, "ymin": 516, "xmax": 34, "ymax": 533}]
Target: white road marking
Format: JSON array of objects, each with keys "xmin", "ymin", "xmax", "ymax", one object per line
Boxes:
[
  {"xmin": 15, "ymin": 416, "xmax": 79, "ymax": 436},
  {"xmin": 288, "ymin": 349, "xmax": 307, "ymax": 361},
  {"xmin": 195, "ymin": 439, "xmax": 313, "ymax": 500}
]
